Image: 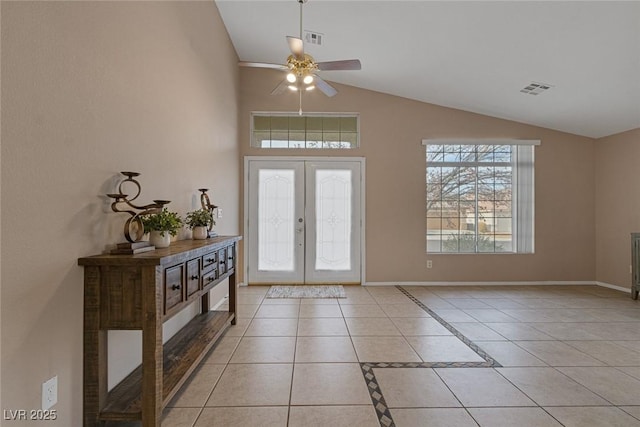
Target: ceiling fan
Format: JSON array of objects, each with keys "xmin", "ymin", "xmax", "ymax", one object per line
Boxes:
[{"xmin": 239, "ymin": 0, "xmax": 361, "ymax": 110}]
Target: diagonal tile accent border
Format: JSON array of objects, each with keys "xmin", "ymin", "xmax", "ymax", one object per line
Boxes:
[
  {"xmin": 359, "ymin": 286, "xmax": 503, "ymax": 426},
  {"xmin": 360, "ymin": 363, "xmax": 395, "ymax": 427},
  {"xmin": 397, "ymin": 285, "xmax": 502, "ymax": 367}
]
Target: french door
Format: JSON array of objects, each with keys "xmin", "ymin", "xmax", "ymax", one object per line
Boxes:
[{"xmin": 246, "ymin": 158, "xmax": 363, "ymax": 284}]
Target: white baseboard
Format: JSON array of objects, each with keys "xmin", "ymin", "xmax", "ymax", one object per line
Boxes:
[
  {"xmin": 235, "ymin": 280, "xmax": 631, "ymax": 293},
  {"xmin": 211, "ymin": 294, "xmax": 228, "ymax": 310},
  {"xmin": 594, "ymin": 281, "xmax": 631, "ymax": 293},
  {"xmin": 365, "ymin": 280, "xmax": 596, "ymax": 287}
]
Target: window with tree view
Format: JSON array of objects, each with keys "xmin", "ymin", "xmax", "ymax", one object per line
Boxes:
[{"xmin": 425, "ymin": 141, "xmax": 537, "ymax": 254}]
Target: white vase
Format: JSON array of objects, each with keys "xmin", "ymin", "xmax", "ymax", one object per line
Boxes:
[
  {"xmin": 192, "ymin": 226, "xmax": 208, "ymax": 240},
  {"xmin": 149, "ymin": 230, "xmax": 171, "ymax": 248}
]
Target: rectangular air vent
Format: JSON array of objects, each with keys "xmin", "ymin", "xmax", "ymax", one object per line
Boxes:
[
  {"xmin": 304, "ymin": 30, "xmax": 323, "ymax": 46},
  {"xmin": 520, "ymin": 82, "xmax": 553, "ymax": 95}
]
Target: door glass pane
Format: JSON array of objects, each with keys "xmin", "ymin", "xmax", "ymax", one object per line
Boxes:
[
  {"xmin": 258, "ymin": 169, "xmax": 295, "ymax": 271},
  {"xmin": 315, "ymin": 169, "xmax": 352, "ymax": 270}
]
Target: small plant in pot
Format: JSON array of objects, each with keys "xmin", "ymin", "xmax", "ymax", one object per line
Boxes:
[
  {"xmin": 185, "ymin": 209, "xmax": 214, "ymax": 240},
  {"xmin": 141, "ymin": 208, "xmax": 183, "ymax": 248}
]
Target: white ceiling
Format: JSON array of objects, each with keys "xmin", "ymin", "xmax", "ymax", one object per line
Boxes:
[{"xmin": 216, "ymin": 1, "xmax": 640, "ymax": 138}]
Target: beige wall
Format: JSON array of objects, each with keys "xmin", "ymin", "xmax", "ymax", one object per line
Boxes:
[
  {"xmin": 595, "ymin": 128, "xmax": 640, "ymax": 289},
  {"xmin": 1, "ymin": 0, "xmax": 626, "ymax": 422},
  {"xmin": 239, "ymin": 68, "xmax": 596, "ymax": 283},
  {"xmin": 1, "ymin": 1, "xmax": 239, "ymax": 425}
]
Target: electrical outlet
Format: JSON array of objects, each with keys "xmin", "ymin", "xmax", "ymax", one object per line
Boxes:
[
  {"xmin": 217, "ymin": 208, "xmax": 223, "ymax": 219},
  {"xmin": 42, "ymin": 376, "xmax": 58, "ymax": 410},
  {"xmin": 426, "ymin": 260, "xmax": 433, "ymax": 269}
]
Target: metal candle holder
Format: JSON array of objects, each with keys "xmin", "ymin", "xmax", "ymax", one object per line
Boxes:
[
  {"xmin": 198, "ymin": 188, "xmax": 218, "ymax": 234},
  {"xmin": 107, "ymin": 172, "xmax": 170, "ymax": 243}
]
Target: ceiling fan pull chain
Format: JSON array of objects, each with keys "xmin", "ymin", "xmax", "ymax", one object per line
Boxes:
[{"xmin": 299, "ymin": 90, "xmax": 303, "ymax": 116}]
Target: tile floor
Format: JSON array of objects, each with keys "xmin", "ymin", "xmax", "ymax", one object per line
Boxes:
[{"xmin": 158, "ymin": 285, "xmax": 640, "ymax": 426}]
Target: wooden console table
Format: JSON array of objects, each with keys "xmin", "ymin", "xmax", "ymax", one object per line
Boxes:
[{"xmin": 78, "ymin": 236, "xmax": 241, "ymax": 426}]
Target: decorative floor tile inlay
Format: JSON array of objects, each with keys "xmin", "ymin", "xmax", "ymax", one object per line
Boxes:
[
  {"xmin": 397, "ymin": 286, "xmax": 502, "ymax": 367},
  {"xmin": 265, "ymin": 285, "xmax": 346, "ymax": 298},
  {"xmin": 359, "ymin": 286, "xmax": 503, "ymax": 427},
  {"xmin": 361, "ymin": 363, "xmax": 395, "ymax": 427}
]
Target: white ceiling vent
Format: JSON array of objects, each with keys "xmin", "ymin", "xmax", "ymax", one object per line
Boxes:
[
  {"xmin": 304, "ymin": 30, "xmax": 323, "ymax": 46},
  {"xmin": 520, "ymin": 82, "xmax": 553, "ymax": 95}
]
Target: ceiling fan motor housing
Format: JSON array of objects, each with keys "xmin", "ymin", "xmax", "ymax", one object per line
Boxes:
[{"xmin": 287, "ymin": 54, "xmax": 318, "ymax": 77}]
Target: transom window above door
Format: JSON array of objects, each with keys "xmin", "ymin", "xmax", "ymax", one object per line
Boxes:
[{"xmin": 251, "ymin": 112, "xmax": 359, "ymax": 149}]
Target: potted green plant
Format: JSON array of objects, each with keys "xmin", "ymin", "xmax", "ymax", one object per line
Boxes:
[
  {"xmin": 185, "ymin": 209, "xmax": 214, "ymax": 240},
  {"xmin": 141, "ymin": 208, "xmax": 183, "ymax": 248}
]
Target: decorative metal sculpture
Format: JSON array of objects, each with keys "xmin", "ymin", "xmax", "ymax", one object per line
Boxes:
[
  {"xmin": 198, "ymin": 188, "xmax": 218, "ymax": 236},
  {"xmin": 107, "ymin": 172, "xmax": 170, "ymax": 243}
]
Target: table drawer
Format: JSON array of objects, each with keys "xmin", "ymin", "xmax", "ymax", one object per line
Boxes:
[
  {"xmin": 164, "ymin": 264, "xmax": 185, "ymax": 314},
  {"xmin": 218, "ymin": 248, "xmax": 227, "ymax": 276},
  {"xmin": 226, "ymin": 247, "xmax": 234, "ymax": 271},
  {"xmin": 186, "ymin": 258, "xmax": 200, "ymax": 299},
  {"xmin": 202, "ymin": 251, "xmax": 218, "ymax": 272},
  {"xmin": 202, "ymin": 269, "xmax": 218, "ymax": 291}
]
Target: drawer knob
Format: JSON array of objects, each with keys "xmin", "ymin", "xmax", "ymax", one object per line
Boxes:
[
  {"xmin": 190, "ymin": 275, "xmax": 199, "ymax": 280},
  {"xmin": 207, "ymin": 276, "xmax": 215, "ymax": 282},
  {"xmin": 207, "ymin": 258, "xmax": 215, "ymax": 263},
  {"xmin": 171, "ymin": 284, "xmax": 181, "ymax": 291}
]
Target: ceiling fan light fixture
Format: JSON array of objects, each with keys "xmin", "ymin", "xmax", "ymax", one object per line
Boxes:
[{"xmin": 239, "ymin": 0, "xmax": 361, "ymax": 112}]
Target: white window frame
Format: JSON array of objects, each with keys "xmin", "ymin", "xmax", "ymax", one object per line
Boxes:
[{"xmin": 423, "ymin": 139, "xmax": 540, "ymax": 254}]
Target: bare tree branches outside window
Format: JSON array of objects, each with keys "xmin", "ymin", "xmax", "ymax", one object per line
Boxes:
[{"xmin": 426, "ymin": 145, "xmax": 513, "ymax": 253}]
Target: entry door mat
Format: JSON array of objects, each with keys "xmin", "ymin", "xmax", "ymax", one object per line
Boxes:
[{"xmin": 265, "ymin": 285, "xmax": 346, "ymax": 299}]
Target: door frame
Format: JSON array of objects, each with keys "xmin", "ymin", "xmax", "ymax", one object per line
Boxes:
[{"xmin": 243, "ymin": 156, "xmax": 366, "ymax": 285}]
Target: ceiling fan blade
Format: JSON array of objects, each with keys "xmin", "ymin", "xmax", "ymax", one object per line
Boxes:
[
  {"xmin": 270, "ymin": 79, "xmax": 290, "ymax": 96},
  {"xmin": 286, "ymin": 36, "xmax": 305, "ymax": 59},
  {"xmin": 239, "ymin": 61, "xmax": 288, "ymax": 70},
  {"xmin": 316, "ymin": 59, "xmax": 362, "ymax": 71},
  {"xmin": 314, "ymin": 76, "xmax": 338, "ymax": 97}
]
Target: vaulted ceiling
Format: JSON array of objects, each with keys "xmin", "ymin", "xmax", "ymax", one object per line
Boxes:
[{"xmin": 216, "ymin": 1, "xmax": 640, "ymax": 138}]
